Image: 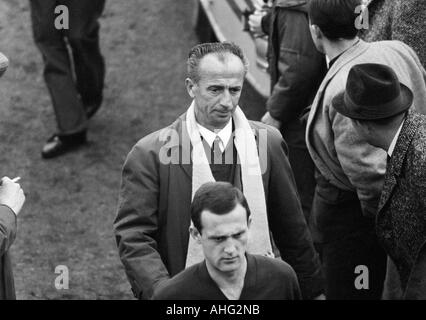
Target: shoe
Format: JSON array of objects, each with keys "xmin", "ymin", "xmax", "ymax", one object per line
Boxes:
[{"xmin": 41, "ymin": 131, "xmax": 87, "ymax": 159}]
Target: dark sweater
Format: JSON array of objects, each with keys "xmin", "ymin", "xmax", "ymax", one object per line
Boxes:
[{"xmin": 152, "ymin": 254, "xmax": 302, "ymax": 300}]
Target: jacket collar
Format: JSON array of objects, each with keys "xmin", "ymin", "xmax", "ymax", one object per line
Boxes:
[
  {"xmin": 307, "ymin": 40, "xmax": 369, "ymax": 130},
  {"xmin": 377, "ymin": 111, "xmax": 423, "ymax": 213},
  {"xmin": 164, "ymin": 112, "xmax": 258, "ymax": 179}
]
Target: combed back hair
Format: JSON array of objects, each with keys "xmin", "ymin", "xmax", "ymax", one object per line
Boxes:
[
  {"xmin": 308, "ymin": 0, "xmax": 361, "ymax": 40},
  {"xmin": 187, "ymin": 42, "xmax": 249, "ymax": 83},
  {"xmin": 191, "ymin": 182, "xmax": 251, "ymax": 233}
]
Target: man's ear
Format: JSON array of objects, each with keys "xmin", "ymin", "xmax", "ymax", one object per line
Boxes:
[
  {"xmin": 189, "ymin": 225, "xmax": 202, "ymax": 244},
  {"xmin": 310, "ymin": 24, "xmax": 323, "ymax": 40},
  {"xmin": 185, "ymin": 78, "xmax": 196, "ymax": 98}
]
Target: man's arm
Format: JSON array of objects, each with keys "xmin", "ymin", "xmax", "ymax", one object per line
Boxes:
[
  {"xmin": 0, "ymin": 206, "xmax": 16, "ymax": 256},
  {"xmin": 330, "ymin": 105, "xmax": 386, "ymax": 215},
  {"xmin": 266, "ymin": 9, "xmax": 325, "ymax": 125},
  {"xmin": 0, "ymin": 177, "xmax": 24, "ymax": 256},
  {"xmin": 265, "ymin": 126, "xmax": 324, "ymax": 299},
  {"xmin": 113, "ymin": 137, "xmax": 169, "ymax": 299},
  {"xmin": 248, "ymin": 8, "xmax": 271, "ymax": 36}
]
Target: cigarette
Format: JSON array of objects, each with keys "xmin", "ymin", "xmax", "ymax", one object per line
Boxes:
[{"xmin": 11, "ymin": 177, "xmax": 21, "ymax": 183}]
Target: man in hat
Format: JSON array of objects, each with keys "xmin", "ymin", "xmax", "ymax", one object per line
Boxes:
[
  {"xmin": 333, "ymin": 63, "xmax": 426, "ymax": 299},
  {"xmin": 153, "ymin": 182, "xmax": 301, "ymax": 300},
  {"xmin": 29, "ymin": 0, "xmax": 106, "ymax": 159},
  {"xmin": 305, "ymin": 0, "xmax": 426, "ymax": 299},
  {"xmin": 0, "ymin": 53, "xmax": 26, "ymax": 299},
  {"xmin": 114, "ymin": 42, "xmax": 323, "ymax": 300}
]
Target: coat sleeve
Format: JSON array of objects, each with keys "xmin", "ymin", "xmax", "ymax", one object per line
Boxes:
[
  {"xmin": 260, "ymin": 10, "xmax": 272, "ymax": 35},
  {"xmin": 266, "ymin": 8, "xmax": 325, "ymax": 124},
  {"xmin": 0, "ymin": 205, "xmax": 17, "ymax": 257},
  {"xmin": 330, "ymin": 104, "xmax": 386, "ymax": 216},
  {"xmin": 113, "ymin": 137, "xmax": 170, "ymax": 300},
  {"xmin": 265, "ymin": 126, "xmax": 324, "ymax": 299}
]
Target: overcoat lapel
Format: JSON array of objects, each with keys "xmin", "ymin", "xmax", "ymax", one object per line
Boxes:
[
  {"xmin": 307, "ymin": 40, "xmax": 369, "ymax": 126},
  {"xmin": 163, "ymin": 113, "xmax": 192, "ymax": 179}
]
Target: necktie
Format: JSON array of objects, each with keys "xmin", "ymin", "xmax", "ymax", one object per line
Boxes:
[{"xmin": 212, "ymin": 135, "xmax": 222, "ymax": 164}]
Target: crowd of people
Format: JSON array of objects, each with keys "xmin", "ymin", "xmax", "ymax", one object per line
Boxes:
[{"xmin": 1, "ymin": 0, "xmax": 426, "ymax": 300}]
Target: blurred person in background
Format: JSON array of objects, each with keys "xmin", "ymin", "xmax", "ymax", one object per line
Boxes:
[
  {"xmin": 249, "ymin": 0, "xmax": 326, "ymax": 225},
  {"xmin": 29, "ymin": 0, "xmax": 106, "ymax": 159}
]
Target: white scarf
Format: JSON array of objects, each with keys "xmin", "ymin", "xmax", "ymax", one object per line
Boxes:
[{"xmin": 185, "ymin": 101, "xmax": 274, "ymax": 267}]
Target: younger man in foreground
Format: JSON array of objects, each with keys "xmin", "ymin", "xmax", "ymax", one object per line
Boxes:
[{"xmin": 153, "ymin": 182, "xmax": 301, "ymax": 300}]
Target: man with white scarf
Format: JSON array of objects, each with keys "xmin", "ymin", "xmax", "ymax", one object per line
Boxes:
[{"xmin": 114, "ymin": 42, "xmax": 323, "ymax": 300}]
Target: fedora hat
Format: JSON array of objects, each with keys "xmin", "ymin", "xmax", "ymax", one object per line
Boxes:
[
  {"xmin": 0, "ymin": 52, "xmax": 9, "ymax": 78},
  {"xmin": 332, "ymin": 63, "xmax": 413, "ymax": 120}
]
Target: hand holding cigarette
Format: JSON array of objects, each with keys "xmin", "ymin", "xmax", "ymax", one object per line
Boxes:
[{"xmin": 0, "ymin": 176, "xmax": 25, "ymax": 216}]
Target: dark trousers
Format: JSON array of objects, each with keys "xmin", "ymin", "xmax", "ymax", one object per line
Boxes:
[
  {"xmin": 30, "ymin": 0, "xmax": 106, "ymax": 135},
  {"xmin": 281, "ymin": 121, "xmax": 315, "ymax": 223},
  {"xmin": 287, "ymin": 145, "xmax": 315, "ymax": 222},
  {"xmin": 310, "ymin": 173, "xmax": 387, "ymax": 299}
]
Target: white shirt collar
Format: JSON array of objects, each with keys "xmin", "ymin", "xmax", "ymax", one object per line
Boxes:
[
  {"xmin": 388, "ymin": 120, "xmax": 405, "ymax": 157},
  {"xmin": 325, "ymin": 55, "xmax": 331, "ymax": 68},
  {"xmin": 196, "ymin": 119, "xmax": 232, "ymax": 152}
]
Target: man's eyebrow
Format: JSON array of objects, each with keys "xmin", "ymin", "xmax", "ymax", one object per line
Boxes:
[
  {"xmin": 208, "ymin": 230, "xmax": 246, "ymax": 239},
  {"xmin": 207, "ymin": 85, "xmax": 224, "ymax": 89},
  {"xmin": 207, "ymin": 234, "xmax": 227, "ymax": 239}
]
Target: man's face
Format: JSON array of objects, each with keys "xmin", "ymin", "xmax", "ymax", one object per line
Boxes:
[
  {"xmin": 186, "ymin": 53, "xmax": 245, "ymax": 131},
  {"xmin": 194, "ymin": 203, "xmax": 250, "ymax": 274}
]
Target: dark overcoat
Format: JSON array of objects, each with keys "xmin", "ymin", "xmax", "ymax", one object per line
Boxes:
[
  {"xmin": 114, "ymin": 113, "xmax": 323, "ymax": 300},
  {"xmin": 262, "ymin": 0, "xmax": 326, "ymax": 147}
]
